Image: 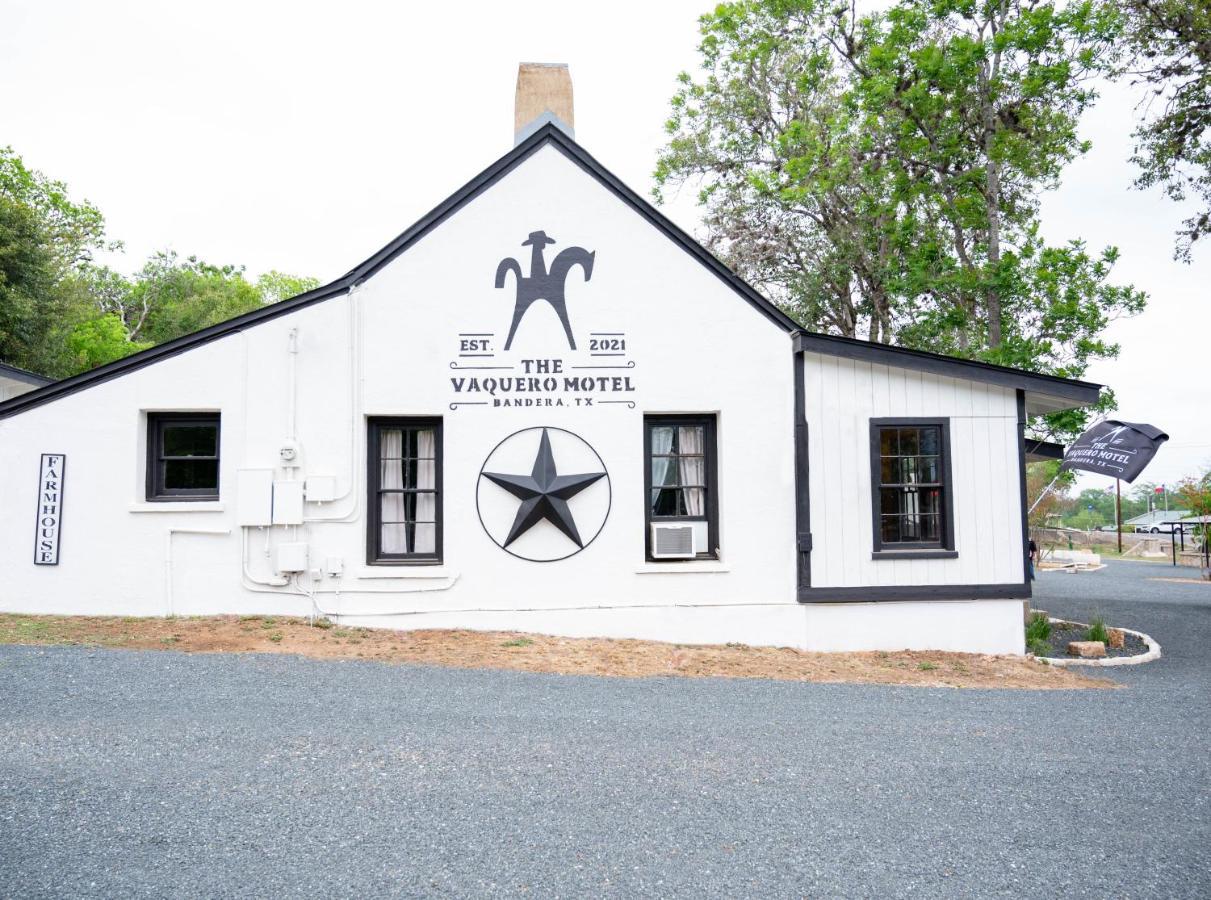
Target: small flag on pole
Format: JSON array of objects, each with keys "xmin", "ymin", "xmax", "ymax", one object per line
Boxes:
[{"xmin": 1060, "ymin": 420, "xmax": 1169, "ymax": 484}]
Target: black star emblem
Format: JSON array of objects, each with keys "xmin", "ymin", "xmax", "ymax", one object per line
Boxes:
[{"xmin": 483, "ymin": 428, "xmax": 606, "ymax": 548}]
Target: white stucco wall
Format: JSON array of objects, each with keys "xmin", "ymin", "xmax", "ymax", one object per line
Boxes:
[{"xmin": 0, "ymin": 143, "xmax": 1029, "ymax": 655}]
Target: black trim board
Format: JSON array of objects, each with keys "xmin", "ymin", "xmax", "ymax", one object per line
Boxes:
[
  {"xmin": 0, "ymin": 124, "xmax": 798, "ymax": 421},
  {"xmin": 793, "ymin": 351, "xmax": 812, "ymax": 588},
  {"xmin": 799, "ymin": 582, "xmax": 1030, "ymax": 603},
  {"xmin": 1024, "ymin": 438, "xmax": 1064, "ymax": 462},
  {"xmin": 794, "ymin": 332, "xmax": 1101, "ymax": 405},
  {"xmin": 1016, "ymin": 390, "xmax": 1032, "ymax": 594}
]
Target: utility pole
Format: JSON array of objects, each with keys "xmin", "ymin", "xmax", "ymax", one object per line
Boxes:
[{"xmin": 1116, "ymin": 478, "xmax": 1123, "ymax": 555}]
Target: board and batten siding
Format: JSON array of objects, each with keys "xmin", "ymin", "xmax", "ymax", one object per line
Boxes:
[{"xmin": 804, "ymin": 351, "xmax": 1024, "ymax": 590}]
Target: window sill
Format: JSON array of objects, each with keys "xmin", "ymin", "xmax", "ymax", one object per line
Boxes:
[
  {"xmin": 129, "ymin": 502, "xmax": 225, "ymax": 513},
  {"xmin": 871, "ymin": 549, "xmax": 958, "ymax": 561},
  {"xmin": 635, "ymin": 561, "xmax": 730, "ymax": 574},
  {"xmin": 354, "ymin": 566, "xmax": 454, "ymax": 579}
]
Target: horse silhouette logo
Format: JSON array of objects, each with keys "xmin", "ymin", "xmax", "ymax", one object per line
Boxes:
[{"xmin": 495, "ymin": 230, "xmax": 595, "ymax": 350}]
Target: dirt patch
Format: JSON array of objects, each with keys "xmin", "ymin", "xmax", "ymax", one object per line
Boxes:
[{"xmin": 0, "ymin": 614, "xmax": 1114, "ymax": 689}]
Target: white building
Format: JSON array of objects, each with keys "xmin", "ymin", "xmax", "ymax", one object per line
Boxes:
[
  {"xmin": 0, "ymin": 362, "xmax": 51, "ymax": 402},
  {"xmin": 0, "ymin": 66, "xmax": 1100, "ymax": 654}
]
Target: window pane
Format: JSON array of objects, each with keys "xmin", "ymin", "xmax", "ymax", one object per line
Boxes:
[
  {"xmin": 163, "ymin": 459, "xmax": 218, "ymax": 491},
  {"xmin": 879, "ymin": 488, "xmax": 901, "ymax": 516},
  {"xmin": 918, "ymin": 455, "xmax": 940, "ymax": 483},
  {"xmin": 380, "ymin": 459, "xmax": 404, "ymax": 489},
  {"xmin": 163, "ymin": 423, "xmax": 217, "ymax": 457},
  {"xmin": 919, "ymin": 487, "xmax": 942, "ymax": 516},
  {"xmin": 650, "ymin": 426, "xmax": 675, "ymax": 456},
  {"xmin": 898, "ymin": 428, "xmax": 919, "ymax": 456},
  {"xmin": 381, "ymin": 523, "xmax": 406, "ymax": 554},
  {"xmin": 881, "ymin": 515, "xmax": 901, "ymax": 544},
  {"xmin": 920, "ymin": 427, "xmax": 940, "ymax": 455},
  {"xmin": 879, "ymin": 428, "xmax": 898, "ymax": 456},
  {"xmin": 411, "ymin": 523, "xmax": 436, "ymax": 554},
  {"xmin": 651, "ymin": 487, "xmax": 680, "ymax": 516},
  {"xmin": 682, "ymin": 487, "xmax": 705, "ymax": 517},
  {"xmin": 652, "ymin": 458, "xmax": 680, "ymax": 488},
  {"xmin": 900, "ymin": 456, "xmax": 919, "ymax": 484},
  {"xmin": 380, "ymin": 428, "xmax": 403, "ymax": 459},
  {"xmin": 380, "ymin": 493, "xmax": 406, "ymax": 524},
  {"xmin": 880, "ymin": 458, "xmax": 898, "ymax": 484}
]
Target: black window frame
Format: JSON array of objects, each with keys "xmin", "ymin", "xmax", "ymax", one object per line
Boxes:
[
  {"xmin": 367, "ymin": 417, "xmax": 443, "ymax": 566},
  {"xmin": 643, "ymin": 414, "xmax": 719, "ymax": 561},
  {"xmin": 145, "ymin": 412, "xmax": 221, "ymax": 502},
  {"xmin": 869, "ymin": 417, "xmax": 956, "ymax": 559}
]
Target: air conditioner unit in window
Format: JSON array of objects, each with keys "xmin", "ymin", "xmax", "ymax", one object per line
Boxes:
[{"xmin": 651, "ymin": 523, "xmax": 696, "ymax": 559}]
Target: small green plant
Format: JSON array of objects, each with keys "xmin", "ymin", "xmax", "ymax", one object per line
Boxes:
[
  {"xmin": 1026, "ymin": 637, "xmax": 1051, "ymax": 657},
  {"xmin": 917, "ymin": 661, "xmax": 938, "ymax": 671},
  {"xmin": 502, "ymin": 637, "xmax": 534, "ymax": 648},
  {"xmin": 267, "ymin": 631, "xmax": 284, "ymax": 643},
  {"xmin": 311, "ymin": 618, "xmax": 334, "ymax": 630},
  {"xmin": 333, "ymin": 630, "xmax": 352, "ymax": 638},
  {"xmin": 1025, "ymin": 612, "xmax": 1052, "ymax": 644},
  {"xmin": 1086, "ymin": 617, "xmax": 1110, "ymax": 644}
]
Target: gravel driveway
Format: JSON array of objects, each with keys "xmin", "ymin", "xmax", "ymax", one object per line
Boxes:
[{"xmin": 2, "ymin": 560, "xmax": 1209, "ymax": 898}]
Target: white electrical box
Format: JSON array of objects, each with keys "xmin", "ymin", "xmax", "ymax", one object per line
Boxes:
[
  {"xmin": 236, "ymin": 469, "xmax": 274, "ymax": 526},
  {"xmin": 324, "ymin": 556, "xmax": 344, "ymax": 577},
  {"xmin": 276, "ymin": 542, "xmax": 308, "ymax": 573},
  {"xmin": 305, "ymin": 476, "xmax": 338, "ymax": 502},
  {"xmin": 272, "ymin": 480, "xmax": 305, "ymax": 525}
]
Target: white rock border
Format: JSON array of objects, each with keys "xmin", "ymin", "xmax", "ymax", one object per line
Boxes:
[{"xmin": 1035, "ymin": 618, "xmax": 1162, "ymax": 667}]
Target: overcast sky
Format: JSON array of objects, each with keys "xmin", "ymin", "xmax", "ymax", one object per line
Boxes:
[{"xmin": 3, "ymin": 0, "xmax": 1208, "ymax": 495}]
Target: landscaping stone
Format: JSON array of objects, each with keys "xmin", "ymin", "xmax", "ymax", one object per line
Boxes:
[
  {"xmin": 1107, "ymin": 628, "xmax": 1126, "ymax": 650},
  {"xmin": 1068, "ymin": 640, "xmax": 1107, "ymax": 658}
]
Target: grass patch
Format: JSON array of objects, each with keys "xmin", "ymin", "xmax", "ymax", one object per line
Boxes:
[
  {"xmin": 1086, "ymin": 617, "xmax": 1110, "ymax": 644},
  {"xmin": 917, "ymin": 661, "xmax": 938, "ymax": 671},
  {"xmin": 502, "ymin": 637, "xmax": 535, "ymax": 648}
]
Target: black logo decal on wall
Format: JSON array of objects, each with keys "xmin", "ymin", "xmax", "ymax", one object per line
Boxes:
[
  {"xmin": 477, "ymin": 427, "xmax": 610, "ymax": 562},
  {"xmin": 495, "ymin": 230, "xmax": 595, "ymax": 351}
]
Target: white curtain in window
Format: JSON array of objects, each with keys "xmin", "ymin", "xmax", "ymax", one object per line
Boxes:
[
  {"xmin": 414, "ymin": 428, "xmax": 436, "ymax": 553},
  {"xmin": 650, "ymin": 426, "xmax": 674, "ymax": 510},
  {"xmin": 678, "ymin": 426, "xmax": 705, "ymax": 516},
  {"xmin": 380, "ymin": 429, "xmax": 405, "ymax": 553}
]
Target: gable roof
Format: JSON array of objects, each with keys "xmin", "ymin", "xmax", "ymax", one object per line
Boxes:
[
  {"xmin": 0, "ymin": 124, "xmax": 798, "ymax": 421},
  {"xmin": 0, "ymin": 123, "xmax": 1100, "ymax": 420}
]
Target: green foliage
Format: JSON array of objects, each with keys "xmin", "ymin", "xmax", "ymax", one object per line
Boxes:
[
  {"xmin": 0, "ymin": 146, "xmax": 317, "ymax": 378},
  {"xmin": 1086, "ymin": 617, "xmax": 1109, "ymax": 644},
  {"xmin": 1026, "ymin": 612, "xmax": 1053, "ymax": 643},
  {"xmin": 66, "ymin": 313, "xmax": 151, "ymax": 370},
  {"xmin": 657, "ymin": 0, "xmax": 1145, "ymax": 440},
  {"xmin": 1117, "ymin": 1, "xmax": 1211, "ymax": 260}
]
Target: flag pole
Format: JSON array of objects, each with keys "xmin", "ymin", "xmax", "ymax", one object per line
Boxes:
[{"xmin": 1116, "ymin": 478, "xmax": 1123, "ymax": 555}]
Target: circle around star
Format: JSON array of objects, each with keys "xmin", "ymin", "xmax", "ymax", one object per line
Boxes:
[{"xmin": 475, "ymin": 426, "xmax": 612, "ymax": 563}]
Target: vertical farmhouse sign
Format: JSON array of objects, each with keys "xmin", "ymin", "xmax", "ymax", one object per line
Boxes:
[{"xmin": 33, "ymin": 454, "xmax": 66, "ymax": 565}]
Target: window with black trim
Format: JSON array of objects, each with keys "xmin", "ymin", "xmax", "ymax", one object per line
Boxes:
[
  {"xmin": 146, "ymin": 413, "xmax": 221, "ymax": 501},
  {"xmin": 871, "ymin": 418, "xmax": 955, "ymax": 555},
  {"xmin": 368, "ymin": 418, "xmax": 442, "ymax": 564},
  {"xmin": 644, "ymin": 415, "xmax": 719, "ymax": 559}
]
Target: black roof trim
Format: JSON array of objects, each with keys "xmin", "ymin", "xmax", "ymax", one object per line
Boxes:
[
  {"xmin": 0, "ymin": 124, "xmax": 798, "ymax": 421},
  {"xmin": 794, "ymin": 332, "xmax": 1101, "ymax": 405},
  {"xmin": 0, "ymin": 361, "xmax": 52, "ymax": 387}
]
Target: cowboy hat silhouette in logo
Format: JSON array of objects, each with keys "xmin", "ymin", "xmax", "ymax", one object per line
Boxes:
[{"xmin": 495, "ymin": 230, "xmax": 595, "ymax": 351}]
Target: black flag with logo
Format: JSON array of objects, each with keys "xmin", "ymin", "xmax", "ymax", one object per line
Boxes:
[{"xmin": 1060, "ymin": 420, "xmax": 1169, "ymax": 483}]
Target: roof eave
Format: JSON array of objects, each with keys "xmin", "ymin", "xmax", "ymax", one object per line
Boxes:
[{"xmin": 794, "ymin": 331, "xmax": 1102, "ymax": 412}]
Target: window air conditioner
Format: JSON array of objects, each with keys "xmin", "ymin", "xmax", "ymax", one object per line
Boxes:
[{"xmin": 651, "ymin": 523, "xmax": 696, "ymax": 559}]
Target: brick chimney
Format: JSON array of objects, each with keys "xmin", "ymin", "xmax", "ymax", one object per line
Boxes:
[{"xmin": 514, "ymin": 62, "xmax": 574, "ymax": 145}]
